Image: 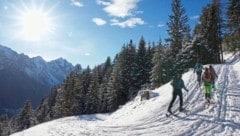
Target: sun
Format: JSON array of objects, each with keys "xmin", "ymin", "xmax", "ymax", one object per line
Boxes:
[
  {"xmin": 19, "ymin": 8, "xmax": 53, "ymax": 41},
  {"xmin": 11, "ymin": 1, "xmax": 56, "ymax": 42}
]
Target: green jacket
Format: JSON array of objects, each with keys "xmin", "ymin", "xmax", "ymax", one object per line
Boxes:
[{"xmin": 171, "ymin": 77, "xmax": 188, "ymax": 93}]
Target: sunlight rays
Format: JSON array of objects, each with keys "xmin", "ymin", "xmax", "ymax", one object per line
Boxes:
[{"xmin": 11, "ymin": 0, "xmax": 57, "ymax": 41}]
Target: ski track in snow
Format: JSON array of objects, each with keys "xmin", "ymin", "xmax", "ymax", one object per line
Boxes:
[{"xmin": 11, "ymin": 60, "xmax": 240, "ymax": 136}]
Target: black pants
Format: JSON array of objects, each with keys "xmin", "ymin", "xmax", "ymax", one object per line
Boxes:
[
  {"xmin": 197, "ymin": 72, "xmax": 202, "ymax": 84},
  {"xmin": 168, "ymin": 89, "xmax": 183, "ymax": 111},
  {"xmin": 205, "ymin": 93, "xmax": 211, "ymax": 99}
]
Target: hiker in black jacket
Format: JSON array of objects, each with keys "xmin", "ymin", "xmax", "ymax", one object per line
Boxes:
[{"xmin": 167, "ymin": 73, "xmax": 189, "ymax": 114}]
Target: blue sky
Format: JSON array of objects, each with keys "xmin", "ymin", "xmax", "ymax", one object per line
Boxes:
[{"xmin": 0, "ymin": 0, "xmax": 224, "ymax": 68}]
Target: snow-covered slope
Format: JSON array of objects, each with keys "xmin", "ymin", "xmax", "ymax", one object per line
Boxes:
[{"xmin": 11, "ymin": 54, "xmax": 240, "ymax": 136}]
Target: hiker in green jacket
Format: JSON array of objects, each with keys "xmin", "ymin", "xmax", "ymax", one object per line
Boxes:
[{"xmin": 167, "ymin": 73, "xmax": 189, "ymax": 114}]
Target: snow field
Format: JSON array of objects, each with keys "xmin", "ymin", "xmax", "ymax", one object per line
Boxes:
[{"xmin": 12, "ymin": 54, "xmax": 240, "ymax": 136}]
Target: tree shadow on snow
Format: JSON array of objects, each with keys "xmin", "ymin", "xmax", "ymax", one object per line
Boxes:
[{"xmin": 76, "ymin": 114, "xmax": 110, "ymax": 121}]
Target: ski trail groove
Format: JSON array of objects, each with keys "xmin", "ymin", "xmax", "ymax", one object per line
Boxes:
[{"xmin": 217, "ymin": 64, "xmax": 229, "ymax": 121}]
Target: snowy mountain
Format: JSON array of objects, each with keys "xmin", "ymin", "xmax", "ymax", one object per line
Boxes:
[
  {"xmin": 0, "ymin": 45, "xmax": 74, "ymax": 115},
  {"xmin": 11, "ymin": 53, "xmax": 240, "ymax": 136}
]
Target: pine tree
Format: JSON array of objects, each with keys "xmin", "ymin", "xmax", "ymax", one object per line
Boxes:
[
  {"xmin": 105, "ymin": 54, "xmax": 122, "ymax": 111},
  {"xmin": 52, "ymin": 87, "xmax": 66, "ymax": 118},
  {"xmin": 161, "ymin": 49, "xmax": 175, "ymax": 83},
  {"xmin": 67, "ymin": 67, "xmax": 90, "ymax": 115},
  {"xmin": 85, "ymin": 67, "xmax": 100, "ymax": 113},
  {"xmin": 74, "ymin": 64, "xmax": 82, "ymax": 75},
  {"xmin": 197, "ymin": 0, "xmax": 223, "ymax": 63},
  {"xmin": 36, "ymin": 98, "xmax": 50, "ymax": 123},
  {"xmin": 69, "ymin": 75, "xmax": 82, "ymax": 115},
  {"xmin": 167, "ymin": 0, "xmax": 190, "ymax": 56},
  {"xmin": 51, "ymin": 72, "xmax": 78, "ymax": 118},
  {"xmin": 151, "ymin": 40, "xmax": 165, "ymax": 88},
  {"xmin": 18, "ymin": 100, "xmax": 37, "ymax": 130},
  {"xmin": 0, "ymin": 114, "xmax": 10, "ymax": 136},
  {"xmin": 145, "ymin": 45, "xmax": 154, "ymax": 86},
  {"xmin": 106, "ymin": 42, "xmax": 137, "ymax": 105},
  {"xmin": 125, "ymin": 40, "xmax": 137, "ymax": 99},
  {"xmin": 98, "ymin": 57, "xmax": 112, "ymax": 113},
  {"xmin": 98, "ymin": 80, "xmax": 108, "ymax": 113},
  {"xmin": 64, "ymin": 72, "xmax": 76, "ymax": 116},
  {"xmin": 106, "ymin": 72, "xmax": 118, "ymax": 112},
  {"xmin": 79, "ymin": 66, "xmax": 92, "ymax": 114},
  {"xmin": 225, "ymin": 0, "xmax": 240, "ymax": 52},
  {"xmin": 163, "ymin": 0, "xmax": 191, "ymax": 82},
  {"xmin": 134, "ymin": 37, "xmax": 148, "ymax": 90}
]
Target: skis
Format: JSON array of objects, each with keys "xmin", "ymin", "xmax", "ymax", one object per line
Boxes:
[
  {"xmin": 166, "ymin": 108, "xmax": 190, "ymax": 117},
  {"xmin": 204, "ymin": 100, "xmax": 216, "ymax": 109},
  {"xmin": 166, "ymin": 112, "xmax": 173, "ymax": 117},
  {"xmin": 166, "ymin": 102, "xmax": 190, "ymax": 117}
]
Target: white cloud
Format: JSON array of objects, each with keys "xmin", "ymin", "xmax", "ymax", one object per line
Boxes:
[
  {"xmin": 157, "ymin": 23, "xmax": 165, "ymax": 28},
  {"xmin": 191, "ymin": 15, "xmax": 199, "ymax": 20},
  {"xmin": 92, "ymin": 18, "xmax": 107, "ymax": 26},
  {"xmin": 96, "ymin": 0, "xmax": 111, "ymax": 6},
  {"xmin": 110, "ymin": 17, "xmax": 144, "ymax": 28},
  {"xmin": 4, "ymin": 6, "xmax": 9, "ymax": 10},
  {"xmin": 99, "ymin": 0, "xmax": 140, "ymax": 18},
  {"xmin": 84, "ymin": 53, "xmax": 91, "ymax": 56},
  {"xmin": 70, "ymin": 0, "xmax": 83, "ymax": 8},
  {"xmin": 97, "ymin": 0, "xmax": 144, "ymax": 28}
]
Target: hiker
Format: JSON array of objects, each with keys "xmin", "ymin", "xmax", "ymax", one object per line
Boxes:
[
  {"xmin": 194, "ymin": 62, "xmax": 203, "ymax": 85},
  {"xmin": 209, "ymin": 65, "xmax": 218, "ymax": 89},
  {"xmin": 202, "ymin": 67, "xmax": 213, "ymax": 104},
  {"xmin": 167, "ymin": 73, "xmax": 189, "ymax": 114}
]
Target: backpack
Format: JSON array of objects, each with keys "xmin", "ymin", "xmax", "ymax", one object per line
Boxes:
[
  {"xmin": 202, "ymin": 71, "xmax": 212, "ymax": 83},
  {"xmin": 196, "ymin": 64, "xmax": 202, "ymax": 74}
]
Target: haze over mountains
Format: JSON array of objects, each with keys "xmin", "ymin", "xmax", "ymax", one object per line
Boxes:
[{"xmin": 0, "ymin": 45, "xmax": 74, "ymax": 115}]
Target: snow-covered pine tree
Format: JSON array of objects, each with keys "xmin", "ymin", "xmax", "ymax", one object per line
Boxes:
[
  {"xmin": 52, "ymin": 86, "xmax": 66, "ymax": 118},
  {"xmin": 85, "ymin": 66, "xmax": 100, "ymax": 114},
  {"xmin": 107, "ymin": 43, "xmax": 136, "ymax": 105},
  {"xmin": 98, "ymin": 57, "xmax": 112, "ymax": 113},
  {"xmin": 70, "ymin": 74, "xmax": 85, "ymax": 115},
  {"xmin": 151, "ymin": 39, "xmax": 165, "ymax": 88},
  {"xmin": 35, "ymin": 98, "xmax": 50, "ymax": 123},
  {"xmin": 98, "ymin": 78, "xmax": 109, "ymax": 113},
  {"xmin": 145, "ymin": 44, "xmax": 154, "ymax": 86},
  {"xmin": 0, "ymin": 114, "xmax": 10, "ymax": 136},
  {"xmin": 125, "ymin": 40, "xmax": 138, "ymax": 99},
  {"xmin": 106, "ymin": 66, "xmax": 118, "ymax": 112},
  {"xmin": 71, "ymin": 66, "xmax": 92, "ymax": 114},
  {"xmin": 37, "ymin": 86, "xmax": 59, "ymax": 121},
  {"xmin": 134, "ymin": 37, "xmax": 148, "ymax": 90},
  {"xmin": 51, "ymin": 72, "xmax": 76, "ymax": 118},
  {"xmin": 17, "ymin": 100, "xmax": 38, "ymax": 130},
  {"xmin": 74, "ymin": 64, "xmax": 82, "ymax": 75},
  {"xmin": 63, "ymin": 72, "xmax": 77, "ymax": 116},
  {"xmin": 161, "ymin": 50, "xmax": 175, "ymax": 83}
]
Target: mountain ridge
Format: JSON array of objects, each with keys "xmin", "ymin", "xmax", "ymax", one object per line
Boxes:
[{"xmin": 0, "ymin": 44, "xmax": 75, "ymax": 115}]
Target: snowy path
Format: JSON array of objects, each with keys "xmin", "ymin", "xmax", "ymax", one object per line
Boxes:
[{"xmin": 12, "ymin": 61, "xmax": 240, "ymax": 136}]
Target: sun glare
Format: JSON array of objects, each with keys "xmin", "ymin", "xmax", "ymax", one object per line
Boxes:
[{"xmin": 20, "ymin": 9, "xmax": 52, "ymax": 41}]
